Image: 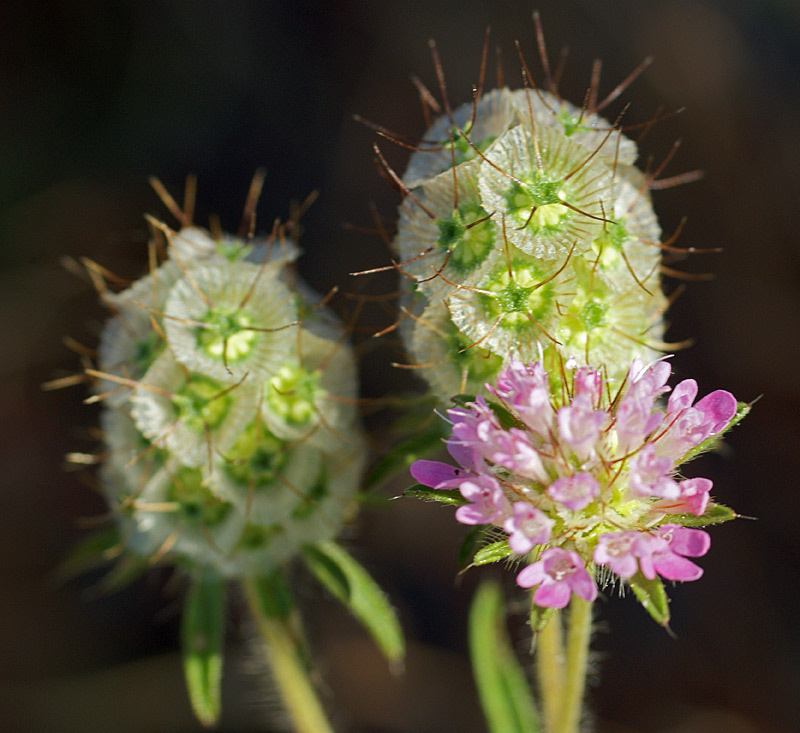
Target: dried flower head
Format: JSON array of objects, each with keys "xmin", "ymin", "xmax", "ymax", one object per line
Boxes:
[
  {"xmin": 79, "ymin": 182, "xmax": 367, "ymax": 578},
  {"xmin": 359, "ymin": 28, "xmax": 702, "ymax": 401},
  {"xmin": 59, "ymin": 178, "xmax": 405, "ymax": 728}
]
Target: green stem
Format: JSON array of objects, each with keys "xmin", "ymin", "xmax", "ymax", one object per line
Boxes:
[
  {"xmin": 556, "ymin": 597, "xmax": 593, "ymax": 733},
  {"xmin": 242, "ymin": 578, "xmax": 334, "ymax": 733},
  {"xmin": 535, "ymin": 609, "xmax": 564, "ymax": 732}
]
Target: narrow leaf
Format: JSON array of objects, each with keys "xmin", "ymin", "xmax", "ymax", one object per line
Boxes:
[
  {"xmin": 365, "ymin": 421, "xmax": 448, "ymax": 489},
  {"xmin": 670, "ymin": 502, "xmax": 737, "ymax": 527},
  {"xmin": 486, "ymin": 400, "xmax": 518, "ymax": 430},
  {"xmin": 450, "ymin": 393, "xmax": 478, "ymax": 408},
  {"xmin": 469, "ymin": 581, "xmax": 541, "ymax": 733},
  {"xmin": 629, "ymin": 572, "xmax": 670, "ymax": 626},
  {"xmin": 57, "ymin": 526, "xmax": 121, "ymax": 581},
  {"xmin": 472, "ymin": 539, "xmax": 513, "ymax": 567},
  {"xmin": 404, "ymin": 484, "xmax": 467, "ymax": 506},
  {"xmin": 248, "ymin": 569, "xmax": 295, "ymax": 622},
  {"xmin": 181, "ymin": 571, "xmax": 226, "ymax": 728},
  {"xmin": 303, "ymin": 542, "xmax": 404, "ymax": 669},
  {"xmin": 99, "ymin": 555, "xmax": 149, "ymax": 593}
]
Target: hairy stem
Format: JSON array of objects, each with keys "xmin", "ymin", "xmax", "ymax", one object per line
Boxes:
[
  {"xmin": 556, "ymin": 596, "xmax": 593, "ymax": 733},
  {"xmin": 536, "ymin": 609, "xmax": 565, "ymax": 731},
  {"xmin": 242, "ymin": 578, "xmax": 334, "ymax": 733}
]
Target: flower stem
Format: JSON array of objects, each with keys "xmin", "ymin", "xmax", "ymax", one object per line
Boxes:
[
  {"xmin": 556, "ymin": 597, "xmax": 593, "ymax": 733},
  {"xmin": 242, "ymin": 578, "xmax": 335, "ymax": 733},
  {"xmin": 536, "ymin": 609, "xmax": 564, "ymax": 732}
]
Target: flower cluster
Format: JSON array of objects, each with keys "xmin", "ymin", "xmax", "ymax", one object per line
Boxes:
[
  {"xmin": 389, "ymin": 82, "xmax": 668, "ymax": 400},
  {"xmin": 410, "ymin": 358, "xmax": 742, "ymax": 619},
  {"xmin": 94, "ymin": 220, "xmax": 366, "ymax": 576}
]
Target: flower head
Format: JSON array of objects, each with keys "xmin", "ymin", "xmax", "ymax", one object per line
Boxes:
[{"xmin": 411, "ymin": 358, "xmax": 742, "ymax": 619}]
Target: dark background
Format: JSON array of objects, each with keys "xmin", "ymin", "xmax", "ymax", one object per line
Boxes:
[{"xmin": 1, "ymin": 1, "xmax": 798, "ymax": 731}]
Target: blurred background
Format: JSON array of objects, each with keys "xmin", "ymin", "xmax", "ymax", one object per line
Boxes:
[{"xmin": 1, "ymin": 1, "xmax": 798, "ymax": 730}]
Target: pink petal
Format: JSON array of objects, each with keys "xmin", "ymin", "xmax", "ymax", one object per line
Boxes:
[
  {"xmin": 668, "ymin": 527, "xmax": 711, "ymax": 557},
  {"xmin": 516, "ymin": 561, "xmax": 546, "ymax": 588},
  {"xmin": 653, "ymin": 553, "xmax": 703, "ymax": 581},
  {"xmin": 455, "ymin": 504, "xmax": 491, "ymax": 525},
  {"xmin": 410, "ymin": 460, "xmax": 464, "ymax": 488},
  {"xmin": 695, "ymin": 390, "xmax": 737, "ymax": 432},
  {"xmin": 446, "ymin": 439, "xmax": 474, "ymax": 468},
  {"xmin": 534, "ymin": 581, "xmax": 572, "ymax": 608},
  {"xmin": 568, "ymin": 568, "xmax": 599, "ymax": 602},
  {"xmin": 638, "ymin": 554, "xmax": 657, "ymax": 580},
  {"xmin": 508, "ymin": 532, "xmax": 535, "ymax": 555},
  {"xmin": 608, "ymin": 554, "xmax": 639, "ymax": 579},
  {"xmin": 668, "ymin": 379, "xmax": 698, "ymax": 414}
]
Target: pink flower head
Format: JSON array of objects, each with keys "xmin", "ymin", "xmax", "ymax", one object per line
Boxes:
[
  {"xmin": 503, "ymin": 502, "xmax": 554, "ymax": 554},
  {"xmin": 547, "ymin": 473, "xmax": 600, "ymax": 511},
  {"xmin": 650, "ymin": 524, "xmax": 711, "ymax": 581},
  {"xmin": 455, "ymin": 474, "xmax": 512, "ymax": 526},
  {"xmin": 516, "ymin": 547, "xmax": 598, "ymax": 608},
  {"xmin": 405, "ymin": 356, "xmax": 741, "ymax": 621}
]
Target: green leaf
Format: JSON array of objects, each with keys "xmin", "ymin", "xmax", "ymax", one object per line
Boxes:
[
  {"xmin": 668, "ymin": 502, "xmax": 738, "ymax": 527},
  {"xmin": 181, "ymin": 570, "xmax": 226, "ymax": 728},
  {"xmin": 679, "ymin": 401, "xmax": 751, "ymax": 464},
  {"xmin": 303, "ymin": 542, "xmax": 404, "ymax": 669},
  {"xmin": 472, "ymin": 539, "xmax": 513, "ymax": 567},
  {"xmin": 404, "ymin": 484, "xmax": 467, "ymax": 506},
  {"xmin": 99, "ymin": 555, "xmax": 149, "ymax": 594},
  {"xmin": 365, "ymin": 421, "xmax": 448, "ymax": 489},
  {"xmin": 469, "ymin": 581, "xmax": 541, "ymax": 733},
  {"xmin": 486, "ymin": 400, "xmax": 518, "ymax": 430},
  {"xmin": 629, "ymin": 572, "xmax": 670, "ymax": 626},
  {"xmin": 57, "ymin": 526, "xmax": 121, "ymax": 581},
  {"xmin": 450, "ymin": 393, "xmax": 477, "ymax": 408},
  {"xmin": 247, "ymin": 569, "xmax": 295, "ymax": 622}
]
